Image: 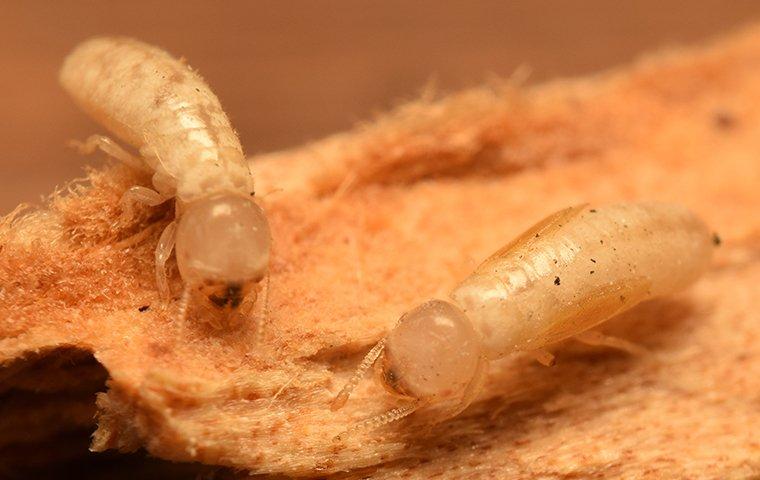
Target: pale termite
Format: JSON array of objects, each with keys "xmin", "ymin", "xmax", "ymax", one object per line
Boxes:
[
  {"xmin": 59, "ymin": 37, "xmax": 271, "ymax": 328},
  {"xmin": 332, "ymin": 202, "xmax": 715, "ymax": 437}
]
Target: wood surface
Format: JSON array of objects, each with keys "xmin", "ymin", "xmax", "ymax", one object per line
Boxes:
[{"xmin": 1, "ymin": 24, "xmax": 759, "ymax": 479}]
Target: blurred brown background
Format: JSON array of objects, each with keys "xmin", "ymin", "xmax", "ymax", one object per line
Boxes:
[{"xmin": 1, "ymin": 1, "xmax": 759, "ymax": 214}]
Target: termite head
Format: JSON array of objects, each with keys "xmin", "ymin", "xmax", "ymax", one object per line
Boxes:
[
  {"xmin": 331, "ymin": 299, "xmax": 487, "ymax": 435},
  {"xmin": 378, "ymin": 299, "xmax": 484, "ymax": 402},
  {"xmin": 175, "ymin": 193, "xmax": 271, "ymax": 313}
]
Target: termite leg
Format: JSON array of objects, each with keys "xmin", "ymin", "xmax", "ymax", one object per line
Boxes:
[
  {"xmin": 528, "ymin": 349, "xmax": 556, "ymax": 366},
  {"xmin": 333, "ymin": 401, "xmax": 419, "ymax": 442},
  {"xmin": 119, "ymin": 185, "xmax": 169, "ymax": 222},
  {"xmin": 177, "ymin": 285, "xmax": 191, "ymax": 326},
  {"xmin": 232, "ymin": 271, "xmax": 270, "ymax": 335},
  {"xmin": 69, "ymin": 135, "xmax": 145, "ymax": 171},
  {"xmin": 155, "ymin": 221, "xmax": 177, "ymax": 301},
  {"xmin": 236, "ymin": 290, "xmax": 257, "ymax": 324},
  {"xmin": 574, "ymin": 330, "xmax": 647, "ymax": 355},
  {"xmin": 112, "ymin": 222, "xmax": 162, "ymax": 250}
]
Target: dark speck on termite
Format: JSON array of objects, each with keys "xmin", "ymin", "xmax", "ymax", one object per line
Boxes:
[{"xmin": 554, "ymin": 276, "xmax": 561, "ymax": 286}]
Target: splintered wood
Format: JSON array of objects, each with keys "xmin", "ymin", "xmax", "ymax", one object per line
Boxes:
[{"xmin": 1, "ymin": 26, "xmax": 759, "ymax": 478}]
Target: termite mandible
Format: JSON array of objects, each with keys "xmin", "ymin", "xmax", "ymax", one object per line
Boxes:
[
  {"xmin": 59, "ymin": 37, "xmax": 271, "ymax": 329},
  {"xmin": 332, "ymin": 202, "xmax": 715, "ymax": 438}
]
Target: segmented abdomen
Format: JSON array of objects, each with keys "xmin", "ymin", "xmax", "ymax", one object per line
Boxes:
[
  {"xmin": 451, "ymin": 203, "xmax": 713, "ymax": 358},
  {"xmin": 59, "ymin": 37, "xmax": 253, "ymax": 203}
]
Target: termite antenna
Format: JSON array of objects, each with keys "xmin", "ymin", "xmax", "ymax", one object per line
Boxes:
[
  {"xmin": 333, "ymin": 401, "xmax": 419, "ymax": 442},
  {"xmin": 331, "ymin": 338, "xmax": 386, "ymax": 411},
  {"xmin": 253, "ymin": 271, "xmax": 271, "ymax": 346}
]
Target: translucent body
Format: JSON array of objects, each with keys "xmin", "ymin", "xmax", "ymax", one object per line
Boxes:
[
  {"xmin": 451, "ymin": 203, "xmax": 713, "ymax": 357},
  {"xmin": 380, "ymin": 300, "xmax": 483, "ymax": 401},
  {"xmin": 59, "ymin": 37, "xmax": 270, "ymax": 323},
  {"xmin": 59, "ymin": 37, "xmax": 253, "ymax": 204},
  {"xmin": 335, "ymin": 203, "xmax": 714, "ymax": 434},
  {"xmin": 176, "ymin": 194, "xmax": 271, "ymax": 309}
]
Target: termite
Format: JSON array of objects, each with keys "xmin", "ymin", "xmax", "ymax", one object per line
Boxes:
[
  {"xmin": 332, "ymin": 202, "xmax": 714, "ymax": 437},
  {"xmin": 59, "ymin": 37, "xmax": 271, "ymax": 329}
]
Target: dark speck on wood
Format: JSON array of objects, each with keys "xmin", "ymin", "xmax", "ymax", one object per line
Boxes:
[
  {"xmin": 712, "ymin": 110, "xmax": 737, "ymax": 130},
  {"xmin": 554, "ymin": 276, "xmax": 561, "ymax": 286}
]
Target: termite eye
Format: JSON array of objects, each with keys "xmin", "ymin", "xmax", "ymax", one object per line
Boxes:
[
  {"xmin": 381, "ymin": 300, "xmax": 482, "ymax": 400},
  {"xmin": 175, "ymin": 194, "xmax": 271, "ymax": 288}
]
